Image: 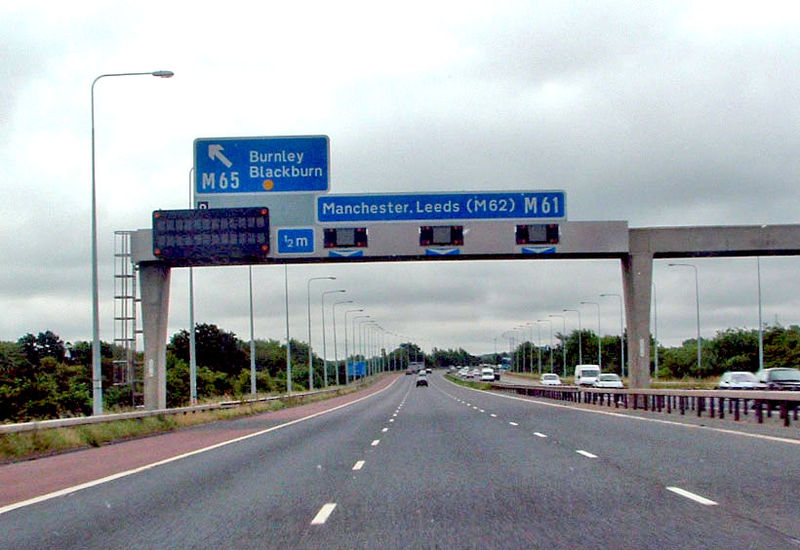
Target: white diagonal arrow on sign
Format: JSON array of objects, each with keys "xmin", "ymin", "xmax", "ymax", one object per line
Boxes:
[{"xmin": 208, "ymin": 144, "xmax": 232, "ymax": 168}]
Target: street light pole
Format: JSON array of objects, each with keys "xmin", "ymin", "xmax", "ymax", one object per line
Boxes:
[
  {"xmin": 344, "ymin": 309, "xmax": 363, "ymax": 383},
  {"xmin": 321, "ymin": 289, "xmax": 346, "ymax": 388},
  {"xmin": 564, "ymin": 309, "xmax": 582, "ymax": 365},
  {"xmin": 549, "ymin": 314, "xmax": 566, "ymax": 377},
  {"xmin": 668, "ymin": 263, "xmax": 701, "ymax": 372},
  {"xmin": 535, "ymin": 322, "xmax": 542, "ymax": 374},
  {"xmin": 353, "ymin": 315, "xmax": 370, "ymax": 379},
  {"xmin": 91, "ymin": 70, "xmax": 173, "ymax": 416},
  {"xmin": 537, "ymin": 320, "xmax": 553, "ymax": 373},
  {"xmin": 757, "ymin": 257, "xmax": 764, "ymax": 371},
  {"xmin": 652, "ymin": 282, "xmax": 659, "ymax": 379},
  {"xmin": 332, "ymin": 300, "xmax": 353, "ymax": 386},
  {"xmin": 307, "ymin": 276, "xmax": 335, "ymax": 390},
  {"xmin": 580, "ymin": 301, "xmax": 602, "ymax": 369},
  {"xmin": 600, "ymin": 294, "xmax": 625, "ymax": 377}
]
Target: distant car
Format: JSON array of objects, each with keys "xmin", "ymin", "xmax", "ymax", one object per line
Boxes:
[
  {"xmin": 757, "ymin": 368, "xmax": 800, "ymax": 391},
  {"xmin": 416, "ymin": 372, "xmax": 428, "ymax": 387},
  {"xmin": 593, "ymin": 373, "xmax": 624, "ymax": 389},
  {"xmin": 458, "ymin": 367, "xmax": 470, "ymax": 378},
  {"xmin": 426, "ymin": 368, "xmax": 432, "ymax": 374},
  {"xmin": 405, "ymin": 369, "xmax": 415, "ymax": 375},
  {"xmin": 540, "ymin": 373, "xmax": 562, "ymax": 386},
  {"xmin": 716, "ymin": 371, "xmax": 765, "ymax": 390},
  {"xmin": 493, "ymin": 366, "xmax": 501, "ymax": 381},
  {"xmin": 480, "ymin": 367, "xmax": 495, "ymax": 382}
]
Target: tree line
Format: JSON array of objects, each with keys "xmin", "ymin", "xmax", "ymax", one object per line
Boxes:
[{"xmin": 2, "ymin": 324, "xmax": 799, "ymax": 422}]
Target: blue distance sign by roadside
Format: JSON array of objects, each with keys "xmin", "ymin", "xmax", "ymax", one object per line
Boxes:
[
  {"xmin": 316, "ymin": 190, "xmax": 566, "ymax": 223},
  {"xmin": 194, "ymin": 135, "xmax": 329, "ymax": 195}
]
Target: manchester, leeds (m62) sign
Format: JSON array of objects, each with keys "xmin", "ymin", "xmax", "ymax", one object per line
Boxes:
[{"xmin": 316, "ymin": 190, "xmax": 566, "ymax": 223}]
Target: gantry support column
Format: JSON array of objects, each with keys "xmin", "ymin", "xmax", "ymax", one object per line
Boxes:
[
  {"xmin": 139, "ymin": 261, "xmax": 171, "ymax": 410},
  {"xmin": 621, "ymin": 231, "xmax": 655, "ymax": 389}
]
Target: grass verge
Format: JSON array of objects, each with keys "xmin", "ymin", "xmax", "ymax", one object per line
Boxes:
[
  {"xmin": 0, "ymin": 378, "xmax": 377, "ymax": 463},
  {"xmin": 444, "ymin": 374, "xmax": 493, "ymax": 391}
]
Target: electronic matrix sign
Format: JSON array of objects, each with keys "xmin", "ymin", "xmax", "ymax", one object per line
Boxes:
[{"xmin": 152, "ymin": 207, "xmax": 270, "ymax": 266}]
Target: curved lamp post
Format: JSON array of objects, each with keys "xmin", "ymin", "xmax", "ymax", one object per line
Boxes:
[
  {"xmin": 320, "ymin": 289, "xmax": 346, "ymax": 387},
  {"xmin": 306, "ymin": 276, "xmax": 335, "ymax": 390},
  {"xmin": 668, "ymin": 263, "xmax": 701, "ymax": 372},
  {"xmin": 548, "ymin": 314, "xmax": 566, "ymax": 377},
  {"xmin": 600, "ymin": 293, "xmax": 625, "ymax": 377},
  {"xmin": 580, "ymin": 301, "xmax": 602, "ymax": 369},
  {"xmin": 91, "ymin": 70, "xmax": 173, "ymax": 415}
]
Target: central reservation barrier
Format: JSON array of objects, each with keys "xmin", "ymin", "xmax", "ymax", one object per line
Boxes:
[{"xmin": 490, "ymin": 383, "xmax": 800, "ymax": 427}]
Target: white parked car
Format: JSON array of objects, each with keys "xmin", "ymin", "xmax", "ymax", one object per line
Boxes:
[
  {"xmin": 540, "ymin": 373, "xmax": 562, "ymax": 386},
  {"xmin": 593, "ymin": 373, "xmax": 624, "ymax": 388}
]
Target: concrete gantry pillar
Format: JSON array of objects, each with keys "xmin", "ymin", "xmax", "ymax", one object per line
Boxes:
[
  {"xmin": 621, "ymin": 248, "xmax": 653, "ymax": 389},
  {"xmin": 139, "ymin": 261, "xmax": 171, "ymax": 410}
]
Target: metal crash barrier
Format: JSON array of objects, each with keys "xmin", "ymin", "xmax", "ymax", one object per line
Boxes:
[{"xmin": 490, "ymin": 383, "xmax": 800, "ymax": 427}]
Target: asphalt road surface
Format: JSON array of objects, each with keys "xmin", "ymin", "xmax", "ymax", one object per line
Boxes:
[{"xmin": 3, "ymin": 372, "xmax": 799, "ymax": 549}]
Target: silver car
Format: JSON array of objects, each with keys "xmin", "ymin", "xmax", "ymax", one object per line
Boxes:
[
  {"xmin": 540, "ymin": 373, "xmax": 562, "ymax": 386},
  {"xmin": 716, "ymin": 371, "xmax": 765, "ymax": 390},
  {"xmin": 593, "ymin": 373, "xmax": 624, "ymax": 388}
]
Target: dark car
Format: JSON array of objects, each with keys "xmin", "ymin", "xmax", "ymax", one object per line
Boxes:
[
  {"xmin": 757, "ymin": 368, "xmax": 800, "ymax": 391},
  {"xmin": 416, "ymin": 372, "xmax": 428, "ymax": 387}
]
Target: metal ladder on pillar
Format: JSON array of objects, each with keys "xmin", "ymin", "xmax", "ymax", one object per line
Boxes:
[{"xmin": 113, "ymin": 231, "xmax": 144, "ymax": 406}]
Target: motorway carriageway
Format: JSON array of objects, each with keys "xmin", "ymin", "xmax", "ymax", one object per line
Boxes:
[{"xmin": 2, "ymin": 372, "xmax": 799, "ymax": 549}]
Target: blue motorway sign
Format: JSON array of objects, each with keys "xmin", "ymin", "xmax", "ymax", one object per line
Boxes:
[
  {"xmin": 194, "ymin": 135, "xmax": 329, "ymax": 194},
  {"xmin": 277, "ymin": 228, "xmax": 315, "ymax": 254},
  {"xmin": 317, "ymin": 190, "xmax": 566, "ymax": 223}
]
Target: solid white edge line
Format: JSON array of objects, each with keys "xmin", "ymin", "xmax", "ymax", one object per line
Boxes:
[
  {"xmin": 439, "ymin": 376, "xmax": 800, "ymax": 447},
  {"xmin": 576, "ymin": 450, "xmax": 598, "ymax": 458},
  {"xmin": 352, "ymin": 460, "xmax": 365, "ymax": 471},
  {"xmin": 666, "ymin": 486, "xmax": 718, "ymax": 506},
  {"xmin": 311, "ymin": 503, "xmax": 337, "ymax": 524},
  {"xmin": 0, "ymin": 376, "xmax": 402, "ymax": 516}
]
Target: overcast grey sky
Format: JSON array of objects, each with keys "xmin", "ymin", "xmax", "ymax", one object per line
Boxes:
[{"xmin": 2, "ymin": 1, "xmax": 799, "ymax": 357}]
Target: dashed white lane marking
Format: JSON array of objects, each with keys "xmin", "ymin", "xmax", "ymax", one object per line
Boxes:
[
  {"xmin": 479, "ymin": 409, "xmax": 485, "ymax": 413},
  {"xmin": 389, "ymin": 419, "xmax": 395, "ymax": 423},
  {"xmin": 534, "ymin": 432, "xmax": 548, "ymax": 438},
  {"xmin": 0, "ymin": 375, "xmax": 404, "ymax": 517},
  {"xmin": 352, "ymin": 460, "xmax": 365, "ymax": 471},
  {"xmin": 576, "ymin": 450, "xmax": 598, "ymax": 458},
  {"xmin": 371, "ymin": 440, "xmax": 380, "ymax": 446},
  {"xmin": 666, "ymin": 487, "xmax": 718, "ymax": 506},
  {"xmin": 490, "ymin": 414, "xmax": 497, "ymax": 418},
  {"xmin": 311, "ymin": 503, "xmax": 337, "ymax": 525},
  {"xmin": 509, "ymin": 422, "xmax": 519, "ymax": 426},
  {"xmin": 473, "ymin": 406, "xmax": 479, "ymax": 410},
  {"xmin": 382, "ymin": 427, "xmax": 389, "ymax": 433}
]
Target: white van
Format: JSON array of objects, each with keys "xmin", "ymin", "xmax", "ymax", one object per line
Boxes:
[
  {"xmin": 480, "ymin": 367, "xmax": 496, "ymax": 382},
  {"xmin": 573, "ymin": 364, "xmax": 601, "ymax": 386}
]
